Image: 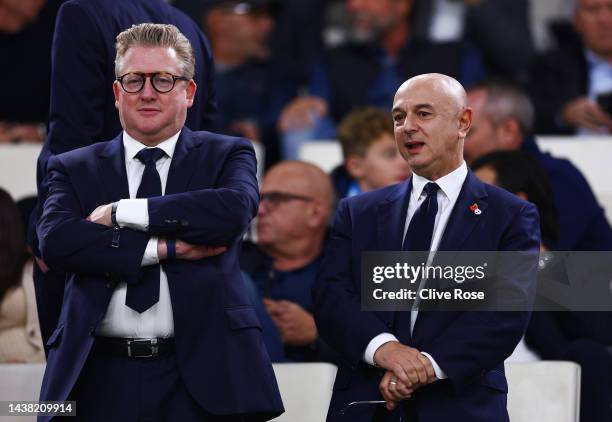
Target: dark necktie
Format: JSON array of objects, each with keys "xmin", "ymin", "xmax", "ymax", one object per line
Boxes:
[
  {"xmin": 395, "ymin": 182, "xmax": 440, "ymax": 343},
  {"xmin": 402, "ymin": 182, "xmax": 440, "ymax": 252},
  {"xmin": 125, "ymin": 147, "xmax": 166, "ymax": 313}
]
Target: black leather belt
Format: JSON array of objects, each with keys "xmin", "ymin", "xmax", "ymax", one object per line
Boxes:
[{"xmin": 92, "ymin": 337, "xmax": 175, "ymax": 358}]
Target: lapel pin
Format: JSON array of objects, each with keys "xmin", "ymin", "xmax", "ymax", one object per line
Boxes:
[{"xmin": 469, "ymin": 203, "xmax": 482, "ymax": 215}]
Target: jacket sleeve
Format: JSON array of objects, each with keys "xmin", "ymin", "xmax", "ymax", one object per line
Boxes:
[
  {"xmin": 313, "ymin": 199, "xmax": 391, "ymax": 366},
  {"xmin": 37, "ymin": 156, "xmax": 150, "ymax": 284},
  {"xmin": 146, "ymin": 139, "xmax": 259, "ymax": 246}
]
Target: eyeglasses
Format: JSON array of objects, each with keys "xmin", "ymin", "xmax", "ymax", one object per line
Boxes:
[
  {"xmin": 259, "ymin": 191, "xmax": 312, "ymax": 210},
  {"xmin": 116, "ymin": 72, "xmax": 189, "ymax": 94}
]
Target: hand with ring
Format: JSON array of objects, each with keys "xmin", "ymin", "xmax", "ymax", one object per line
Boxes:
[{"xmin": 380, "ymin": 371, "xmax": 414, "ymax": 411}]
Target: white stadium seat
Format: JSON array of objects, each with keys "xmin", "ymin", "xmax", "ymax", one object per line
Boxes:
[
  {"xmin": 0, "ymin": 363, "xmax": 45, "ymax": 422},
  {"xmin": 506, "ymin": 361, "xmax": 581, "ymax": 422},
  {"xmin": 271, "ymin": 362, "xmax": 337, "ymax": 422}
]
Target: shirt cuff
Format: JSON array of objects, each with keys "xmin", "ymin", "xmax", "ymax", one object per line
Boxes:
[
  {"xmin": 421, "ymin": 352, "xmax": 447, "ymax": 380},
  {"xmin": 363, "ymin": 333, "xmax": 399, "ymax": 366},
  {"xmin": 116, "ymin": 199, "xmax": 149, "ymax": 231},
  {"xmin": 141, "ymin": 237, "xmax": 159, "ymax": 267}
]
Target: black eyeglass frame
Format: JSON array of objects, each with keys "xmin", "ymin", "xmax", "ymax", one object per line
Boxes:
[
  {"xmin": 259, "ymin": 191, "xmax": 313, "ymax": 209},
  {"xmin": 116, "ymin": 72, "xmax": 189, "ymax": 94}
]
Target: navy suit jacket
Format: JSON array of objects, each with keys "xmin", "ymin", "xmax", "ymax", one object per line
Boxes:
[
  {"xmin": 32, "ymin": 0, "xmax": 218, "ymax": 351},
  {"xmin": 313, "ymin": 171, "xmax": 540, "ymax": 422},
  {"xmin": 36, "ymin": 128, "xmax": 283, "ymax": 421}
]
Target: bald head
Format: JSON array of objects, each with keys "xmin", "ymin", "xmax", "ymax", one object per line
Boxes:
[
  {"xmin": 262, "ymin": 161, "xmax": 334, "ymax": 208},
  {"xmin": 391, "ymin": 73, "xmax": 472, "ymax": 181},
  {"xmin": 395, "ymin": 73, "xmax": 467, "ymax": 113},
  {"xmin": 258, "ymin": 161, "xmax": 333, "ymax": 262}
]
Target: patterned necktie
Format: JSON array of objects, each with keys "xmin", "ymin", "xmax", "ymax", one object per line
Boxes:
[
  {"xmin": 395, "ymin": 182, "xmax": 440, "ymax": 343},
  {"xmin": 125, "ymin": 147, "xmax": 165, "ymax": 313}
]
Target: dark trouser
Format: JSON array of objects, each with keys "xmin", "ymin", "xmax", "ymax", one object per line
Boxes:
[{"xmin": 59, "ymin": 351, "xmax": 246, "ymax": 422}]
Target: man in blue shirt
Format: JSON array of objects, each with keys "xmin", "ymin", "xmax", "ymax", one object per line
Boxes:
[{"xmin": 465, "ymin": 80, "xmax": 612, "ymax": 251}]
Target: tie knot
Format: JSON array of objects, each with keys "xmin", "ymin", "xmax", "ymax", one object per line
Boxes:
[
  {"xmin": 135, "ymin": 147, "xmax": 166, "ymax": 165},
  {"xmin": 423, "ymin": 182, "xmax": 440, "ymax": 196}
]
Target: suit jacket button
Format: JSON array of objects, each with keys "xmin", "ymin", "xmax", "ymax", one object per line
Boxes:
[
  {"xmin": 180, "ymin": 219, "xmax": 189, "ymax": 227},
  {"xmin": 106, "ymin": 282, "xmax": 113, "ymax": 288}
]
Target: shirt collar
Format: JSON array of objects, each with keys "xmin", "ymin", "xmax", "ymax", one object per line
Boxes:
[
  {"xmin": 411, "ymin": 161, "xmax": 468, "ymax": 203},
  {"xmin": 585, "ymin": 48, "xmax": 612, "ymax": 67},
  {"xmin": 122, "ymin": 129, "xmax": 181, "ymax": 161}
]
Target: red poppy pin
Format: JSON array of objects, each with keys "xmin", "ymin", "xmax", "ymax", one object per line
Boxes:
[{"xmin": 469, "ymin": 203, "xmax": 482, "ymax": 215}]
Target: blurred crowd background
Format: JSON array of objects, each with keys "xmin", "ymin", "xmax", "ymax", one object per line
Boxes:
[{"xmin": 2, "ymin": 0, "xmax": 612, "ymax": 420}]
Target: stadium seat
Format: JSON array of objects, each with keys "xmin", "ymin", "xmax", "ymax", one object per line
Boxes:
[
  {"xmin": 271, "ymin": 362, "xmax": 337, "ymax": 422},
  {"xmin": 506, "ymin": 361, "xmax": 581, "ymax": 422}
]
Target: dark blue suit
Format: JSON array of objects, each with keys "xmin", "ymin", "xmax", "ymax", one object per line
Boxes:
[
  {"xmin": 313, "ymin": 171, "xmax": 540, "ymax": 422},
  {"xmin": 32, "ymin": 0, "xmax": 218, "ymax": 351},
  {"xmin": 36, "ymin": 128, "xmax": 283, "ymax": 421}
]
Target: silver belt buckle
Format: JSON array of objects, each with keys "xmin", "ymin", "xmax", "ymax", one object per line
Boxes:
[{"xmin": 127, "ymin": 338, "xmax": 158, "ymax": 358}]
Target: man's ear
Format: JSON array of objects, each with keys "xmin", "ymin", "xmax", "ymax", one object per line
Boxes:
[
  {"xmin": 186, "ymin": 80, "xmax": 197, "ymax": 108},
  {"xmin": 496, "ymin": 118, "xmax": 522, "ymax": 150},
  {"xmin": 113, "ymin": 81, "xmax": 120, "ymax": 109},
  {"xmin": 458, "ymin": 107, "xmax": 473, "ymax": 139},
  {"xmin": 345, "ymin": 154, "xmax": 365, "ymax": 180},
  {"xmin": 306, "ymin": 200, "xmax": 327, "ymax": 229}
]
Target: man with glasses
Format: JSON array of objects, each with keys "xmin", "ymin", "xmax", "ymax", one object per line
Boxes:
[
  {"xmin": 37, "ymin": 23, "xmax": 283, "ymax": 422},
  {"xmin": 241, "ymin": 161, "xmax": 339, "ymax": 363},
  {"xmin": 31, "ymin": 0, "xmax": 219, "ymax": 362}
]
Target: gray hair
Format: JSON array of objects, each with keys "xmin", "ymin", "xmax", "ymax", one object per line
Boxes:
[
  {"xmin": 115, "ymin": 23, "xmax": 195, "ymax": 79},
  {"xmin": 472, "ymin": 81, "xmax": 535, "ymax": 137}
]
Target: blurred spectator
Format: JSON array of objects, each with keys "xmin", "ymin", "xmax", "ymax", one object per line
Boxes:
[
  {"xmin": 332, "ymin": 107, "xmax": 410, "ymax": 199},
  {"xmin": 0, "ymin": 188, "xmax": 44, "ymax": 363},
  {"xmin": 411, "ymin": 0, "xmax": 534, "ymax": 84},
  {"xmin": 472, "ymin": 151, "xmax": 559, "ymax": 250},
  {"xmin": 31, "ymin": 0, "xmax": 218, "ymax": 351},
  {"xmin": 278, "ymin": 0, "xmax": 488, "ymax": 159},
  {"xmin": 240, "ymin": 161, "xmax": 340, "ymax": 363},
  {"xmin": 466, "ymin": 80, "xmax": 612, "ymax": 250},
  {"xmin": 472, "ymin": 151, "xmax": 612, "ymax": 422},
  {"xmin": 529, "ymin": 0, "xmax": 612, "ymax": 135},
  {"xmin": 267, "ymin": 0, "xmax": 327, "ymax": 85},
  {"xmin": 0, "ymin": 0, "xmax": 63, "ymax": 143},
  {"xmin": 201, "ymin": 0, "xmax": 296, "ymax": 166}
]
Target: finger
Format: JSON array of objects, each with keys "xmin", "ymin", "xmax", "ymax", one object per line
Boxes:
[
  {"xmin": 383, "ymin": 370, "xmax": 406, "ymax": 402},
  {"xmin": 395, "ymin": 381, "xmax": 413, "ymax": 399},
  {"xmin": 391, "ymin": 363, "xmax": 413, "ymax": 388},
  {"xmin": 400, "ymin": 360, "xmax": 420, "ymax": 387},
  {"xmin": 379, "ymin": 371, "xmax": 394, "ymax": 403},
  {"xmin": 417, "ymin": 353, "xmax": 437, "ymax": 382},
  {"xmin": 411, "ymin": 354, "xmax": 430, "ymax": 385}
]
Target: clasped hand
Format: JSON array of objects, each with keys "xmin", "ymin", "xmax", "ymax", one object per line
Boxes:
[{"xmin": 373, "ymin": 341, "xmax": 437, "ymax": 410}]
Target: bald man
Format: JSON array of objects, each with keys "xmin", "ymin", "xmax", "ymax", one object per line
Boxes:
[
  {"xmin": 313, "ymin": 73, "xmax": 540, "ymax": 422},
  {"xmin": 241, "ymin": 161, "xmax": 339, "ymax": 363}
]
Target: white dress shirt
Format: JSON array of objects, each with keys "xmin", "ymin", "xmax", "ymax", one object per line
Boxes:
[
  {"xmin": 97, "ymin": 130, "xmax": 181, "ymax": 338},
  {"xmin": 363, "ymin": 161, "xmax": 469, "ymax": 379}
]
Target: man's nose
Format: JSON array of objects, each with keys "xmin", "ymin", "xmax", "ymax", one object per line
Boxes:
[
  {"xmin": 401, "ymin": 114, "xmax": 418, "ymax": 133},
  {"xmin": 140, "ymin": 77, "xmax": 157, "ymax": 99}
]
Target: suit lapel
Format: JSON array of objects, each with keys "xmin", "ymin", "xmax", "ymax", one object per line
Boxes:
[
  {"xmin": 436, "ymin": 170, "xmax": 489, "ymax": 253},
  {"xmin": 377, "ymin": 179, "xmax": 412, "ymax": 251},
  {"xmin": 165, "ymin": 127, "xmax": 200, "ymax": 195},
  {"xmin": 376, "ymin": 181, "xmax": 412, "ymax": 328},
  {"xmin": 97, "ymin": 134, "xmax": 130, "ymax": 202},
  {"xmin": 412, "ymin": 171, "xmax": 488, "ymax": 343}
]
